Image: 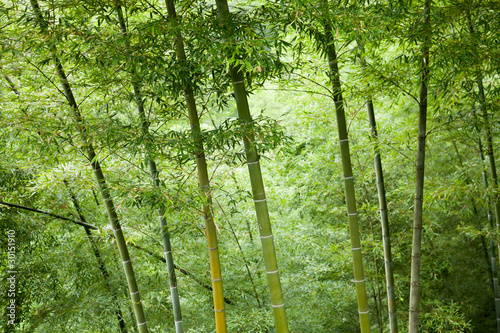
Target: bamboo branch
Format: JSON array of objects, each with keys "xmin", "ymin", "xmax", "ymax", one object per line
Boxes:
[
  {"xmin": 127, "ymin": 242, "xmax": 232, "ymax": 305},
  {"xmin": 0, "ymin": 200, "xmax": 98, "ymax": 230},
  {"xmin": 3, "ymin": 75, "xmax": 20, "ymax": 95}
]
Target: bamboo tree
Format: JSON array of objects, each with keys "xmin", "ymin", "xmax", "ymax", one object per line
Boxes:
[
  {"xmin": 114, "ymin": 3, "xmax": 184, "ymax": 331},
  {"xmin": 477, "ymin": 139, "xmax": 500, "ymax": 332},
  {"xmin": 366, "ymin": 99, "xmax": 398, "ymax": 332},
  {"xmin": 367, "ymin": 216, "xmax": 383, "ymax": 333},
  {"xmin": 162, "ymin": 0, "xmax": 228, "ymax": 331},
  {"xmin": 29, "ymin": 1, "xmax": 148, "ymax": 331},
  {"xmin": 213, "ymin": 1, "xmax": 289, "ymax": 332},
  {"xmin": 470, "ymin": 38, "xmax": 500, "ymax": 264},
  {"xmin": 452, "ymin": 141, "xmax": 493, "ymax": 283},
  {"xmin": 452, "ymin": 135, "xmax": 500, "ymax": 330},
  {"xmin": 318, "ymin": 1, "xmax": 371, "ymax": 331},
  {"xmin": 64, "ymin": 180, "xmax": 128, "ymax": 333},
  {"xmin": 478, "ymin": 80, "xmax": 500, "ymax": 238},
  {"xmin": 408, "ymin": 1, "xmax": 431, "ymax": 331},
  {"xmin": 0, "ymin": 201, "xmax": 96, "ymax": 228},
  {"xmin": 466, "ymin": 11, "xmax": 500, "ymax": 329}
]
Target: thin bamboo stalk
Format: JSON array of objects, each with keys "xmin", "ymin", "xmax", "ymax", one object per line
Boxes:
[
  {"xmin": 452, "ymin": 141, "xmax": 493, "ymax": 283},
  {"xmin": 478, "ymin": 76, "xmax": 500, "ymax": 258},
  {"xmin": 29, "ymin": 1, "xmax": 148, "ymax": 331},
  {"xmin": 114, "ymin": 4, "xmax": 184, "ymax": 331},
  {"xmin": 163, "ymin": 0, "xmax": 227, "ymax": 331},
  {"xmin": 466, "ymin": 11, "xmax": 500, "ymax": 331},
  {"xmin": 213, "ymin": 1, "xmax": 289, "ymax": 331},
  {"xmin": 64, "ymin": 181, "xmax": 128, "ymax": 333},
  {"xmin": 321, "ymin": 2, "xmax": 370, "ymax": 331},
  {"xmin": 128, "ymin": 242, "xmax": 233, "ymax": 304},
  {"xmin": 408, "ymin": 1, "xmax": 431, "ymax": 331},
  {"xmin": 226, "ymin": 218, "xmax": 263, "ymax": 307},
  {"xmin": 366, "ymin": 99, "xmax": 398, "ymax": 332},
  {"xmin": 478, "ymin": 141, "xmax": 500, "ymax": 333}
]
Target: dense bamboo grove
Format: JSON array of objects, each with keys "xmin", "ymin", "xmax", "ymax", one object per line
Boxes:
[{"xmin": 1, "ymin": 0, "xmax": 500, "ymax": 332}]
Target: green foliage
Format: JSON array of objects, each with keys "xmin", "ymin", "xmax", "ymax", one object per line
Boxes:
[{"xmin": 1, "ymin": 0, "xmax": 500, "ymax": 332}]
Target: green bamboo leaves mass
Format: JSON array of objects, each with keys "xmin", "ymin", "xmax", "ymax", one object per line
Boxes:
[
  {"xmin": 29, "ymin": 1, "xmax": 149, "ymax": 331},
  {"xmin": 2, "ymin": 0, "xmax": 500, "ymax": 332}
]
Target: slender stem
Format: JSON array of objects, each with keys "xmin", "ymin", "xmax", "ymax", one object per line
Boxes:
[
  {"xmin": 64, "ymin": 181, "xmax": 128, "ymax": 333},
  {"xmin": 115, "ymin": 3, "xmax": 184, "ymax": 331},
  {"xmin": 452, "ymin": 141, "xmax": 493, "ymax": 283},
  {"xmin": 322, "ymin": 1, "xmax": 371, "ymax": 331},
  {"xmin": 226, "ymin": 217, "xmax": 262, "ymax": 307},
  {"xmin": 29, "ymin": 1, "xmax": 148, "ymax": 331},
  {"xmin": 129, "ymin": 242, "xmax": 233, "ymax": 304},
  {"xmin": 477, "ymin": 136, "xmax": 500, "ymax": 332},
  {"xmin": 467, "ymin": 10, "xmax": 500, "ymax": 331},
  {"xmin": 366, "ymin": 99, "xmax": 398, "ymax": 333},
  {"xmin": 3, "ymin": 75, "xmax": 20, "ymax": 95},
  {"xmin": 408, "ymin": 1, "xmax": 431, "ymax": 331},
  {"xmin": 368, "ymin": 218, "xmax": 383, "ymax": 333},
  {"xmin": 213, "ymin": 0, "xmax": 289, "ymax": 331},
  {"xmin": 164, "ymin": 0, "xmax": 227, "ymax": 330}
]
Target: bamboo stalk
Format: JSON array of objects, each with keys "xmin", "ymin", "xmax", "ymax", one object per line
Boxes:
[
  {"xmin": 212, "ymin": 0, "xmax": 289, "ymax": 331},
  {"xmin": 466, "ymin": 10, "xmax": 500, "ymax": 331},
  {"xmin": 226, "ymin": 218, "xmax": 263, "ymax": 307},
  {"xmin": 29, "ymin": 1, "xmax": 148, "ymax": 331},
  {"xmin": 477, "ymin": 140, "xmax": 500, "ymax": 333},
  {"xmin": 408, "ymin": 1, "xmax": 431, "ymax": 331},
  {"xmin": 3, "ymin": 75, "xmax": 20, "ymax": 95},
  {"xmin": 366, "ymin": 99, "xmax": 398, "ymax": 333},
  {"xmin": 321, "ymin": 1, "xmax": 370, "ymax": 331},
  {"xmin": 452, "ymin": 141, "xmax": 493, "ymax": 283},
  {"xmin": 163, "ymin": 0, "xmax": 228, "ymax": 330},
  {"xmin": 114, "ymin": 3, "xmax": 184, "ymax": 331},
  {"xmin": 454, "ymin": 138, "xmax": 500, "ymax": 330},
  {"xmin": 64, "ymin": 181, "xmax": 128, "ymax": 333}
]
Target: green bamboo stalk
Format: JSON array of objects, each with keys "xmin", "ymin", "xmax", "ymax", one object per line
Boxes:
[
  {"xmin": 321, "ymin": 2, "xmax": 370, "ymax": 331},
  {"xmin": 29, "ymin": 1, "xmax": 148, "ymax": 331},
  {"xmin": 453, "ymin": 138, "xmax": 500, "ymax": 330},
  {"xmin": 367, "ymin": 217, "xmax": 383, "ymax": 333},
  {"xmin": 64, "ymin": 180, "xmax": 128, "ymax": 333},
  {"xmin": 366, "ymin": 99, "xmax": 398, "ymax": 332},
  {"xmin": 114, "ymin": 4, "xmax": 184, "ymax": 331},
  {"xmin": 452, "ymin": 141, "xmax": 493, "ymax": 284},
  {"xmin": 408, "ymin": 1, "xmax": 431, "ymax": 331},
  {"xmin": 163, "ymin": 1, "xmax": 227, "ymax": 331},
  {"xmin": 0, "ymin": 202, "xmax": 99, "ymax": 229},
  {"xmin": 477, "ymin": 75, "xmax": 500, "ymax": 256},
  {"xmin": 213, "ymin": 1, "xmax": 289, "ymax": 331},
  {"xmin": 466, "ymin": 9, "xmax": 500, "ymax": 333},
  {"xmin": 477, "ymin": 140, "xmax": 500, "ymax": 332},
  {"xmin": 466, "ymin": 11, "xmax": 500, "ymax": 331}
]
